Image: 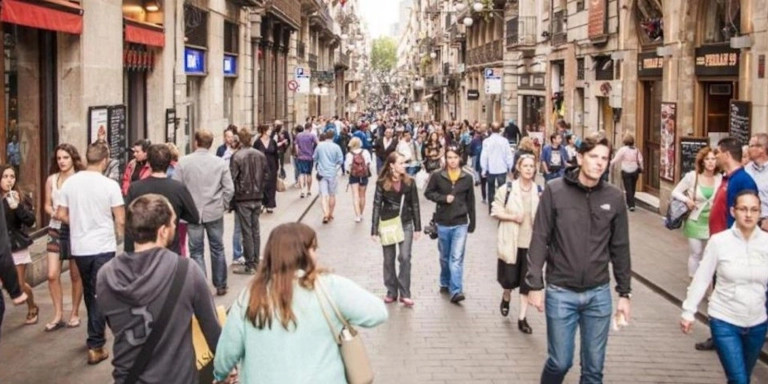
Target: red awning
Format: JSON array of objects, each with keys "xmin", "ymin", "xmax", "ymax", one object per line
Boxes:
[
  {"xmin": 124, "ymin": 19, "xmax": 164, "ymax": 48},
  {"xmin": 1, "ymin": 0, "xmax": 84, "ymax": 35}
]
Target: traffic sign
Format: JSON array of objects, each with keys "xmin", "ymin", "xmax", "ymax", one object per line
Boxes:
[
  {"xmin": 295, "ymin": 67, "xmax": 307, "ymax": 78},
  {"xmin": 484, "ymin": 68, "xmax": 494, "ymax": 78},
  {"xmin": 484, "ymin": 76, "xmax": 502, "ymax": 95},
  {"xmin": 288, "ymin": 80, "xmax": 299, "ymax": 92}
]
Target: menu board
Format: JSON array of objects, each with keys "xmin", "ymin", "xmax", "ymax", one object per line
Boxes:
[
  {"xmin": 729, "ymin": 100, "xmax": 751, "ymax": 146},
  {"xmin": 679, "ymin": 137, "xmax": 710, "ymax": 176},
  {"xmin": 166, "ymin": 108, "xmax": 177, "ymax": 144},
  {"xmin": 108, "ymin": 105, "xmax": 128, "ymax": 173}
]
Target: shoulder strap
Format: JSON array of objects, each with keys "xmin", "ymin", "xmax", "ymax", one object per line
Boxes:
[
  {"xmin": 314, "ymin": 276, "xmax": 356, "ymax": 345},
  {"xmin": 503, "ymin": 181, "xmax": 513, "ymax": 207},
  {"xmin": 124, "ymin": 258, "xmax": 189, "ymax": 384},
  {"xmin": 398, "ymin": 193, "xmax": 406, "ymax": 216}
]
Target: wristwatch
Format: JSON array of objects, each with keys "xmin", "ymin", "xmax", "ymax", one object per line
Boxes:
[{"xmin": 619, "ymin": 293, "xmax": 632, "ymax": 300}]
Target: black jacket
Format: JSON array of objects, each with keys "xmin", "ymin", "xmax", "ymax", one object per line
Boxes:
[
  {"xmin": 3, "ymin": 197, "xmax": 35, "ymax": 251},
  {"xmin": 374, "ymin": 137, "xmax": 398, "ymax": 161},
  {"xmin": 371, "ymin": 179, "xmax": 421, "ymax": 236},
  {"xmin": 526, "ymin": 167, "xmax": 632, "ymax": 294},
  {"xmin": 424, "ymin": 169, "xmax": 476, "ymax": 232},
  {"xmin": 230, "ymin": 147, "xmax": 269, "ymax": 202}
]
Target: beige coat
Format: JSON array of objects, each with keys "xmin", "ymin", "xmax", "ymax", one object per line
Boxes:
[{"xmin": 491, "ymin": 179, "xmax": 540, "ymax": 264}]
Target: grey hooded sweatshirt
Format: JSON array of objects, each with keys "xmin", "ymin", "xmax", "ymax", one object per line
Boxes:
[{"xmin": 96, "ymin": 247, "xmax": 221, "ymax": 384}]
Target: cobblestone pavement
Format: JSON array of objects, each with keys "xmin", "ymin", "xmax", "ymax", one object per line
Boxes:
[{"xmin": 1, "ymin": 170, "xmax": 767, "ymax": 383}]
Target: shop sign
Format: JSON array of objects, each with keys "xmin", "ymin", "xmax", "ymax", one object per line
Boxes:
[
  {"xmin": 184, "ymin": 47, "xmax": 206, "ymax": 75},
  {"xmin": 588, "ymin": 0, "xmax": 607, "ymax": 40},
  {"xmin": 223, "ymin": 55, "xmax": 237, "ymax": 76},
  {"xmin": 467, "ymin": 89, "xmax": 480, "ymax": 100},
  {"xmin": 695, "ymin": 46, "xmax": 739, "ymax": 77},
  {"xmin": 637, "ymin": 51, "xmax": 663, "ymax": 77}
]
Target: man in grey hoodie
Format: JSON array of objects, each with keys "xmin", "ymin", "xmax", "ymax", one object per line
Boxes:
[{"xmin": 97, "ymin": 194, "xmax": 221, "ymax": 383}]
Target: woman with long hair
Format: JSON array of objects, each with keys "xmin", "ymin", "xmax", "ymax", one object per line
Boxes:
[
  {"xmin": 491, "ymin": 155, "xmax": 539, "ymax": 333},
  {"xmin": 1, "ymin": 165, "xmax": 37, "ymax": 325},
  {"xmin": 610, "ymin": 134, "xmax": 644, "ymax": 211},
  {"xmin": 213, "ymin": 223, "xmax": 388, "ymax": 383},
  {"xmin": 254, "ymin": 124, "xmax": 279, "ymax": 213},
  {"xmin": 671, "ymin": 146, "xmax": 722, "ymax": 278},
  {"xmin": 681, "ymin": 191, "xmax": 768, "ymax": 383},
  {"xmin": 44, "ymin": 143, "xmax": 84, "ymax": 331},
  {"xmin": 345, "ymin": 137, "xmax": 372, "ymax": 222},
  {"xmin": 424, "ymin": 146, "xmax": 476, "ymax": 303},
  {"xmin": 423, "ymin": 131, "xmax": 443, "ymax": 173},
  {"xmin": 372, "ymin": 152, "xmax": 421, "ymax": 306}
]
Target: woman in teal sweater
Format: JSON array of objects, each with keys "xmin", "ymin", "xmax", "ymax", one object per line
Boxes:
[{"xmin": 213, "ymin": 223, "xmax": 388, "ymax": 384}]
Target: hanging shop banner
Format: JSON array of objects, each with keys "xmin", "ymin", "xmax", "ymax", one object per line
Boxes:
[
  {"xmin": 224, "ymin": 55, "xmax": 237, "ymax": 76},
  {"xmin": 695, "ymin": 46, "xmax": 739, "ymax": 77},
  {"xmin": 660, "ymin": 102, "xmax": 677, "ymax": 182},
  {"xmin": 88, "ymin": 105, "xmax": 109, "ymax": 144},
  {"xmin": 185, "ymin": 47, "xmax": 206, "ymax": 74},
  {"xmin": 637, "ymin": 51, "xmax": 663, "ymax": 78},
  {"xmin": 729, "ymin": 100, "xmax": 751, "ymax": 146}
]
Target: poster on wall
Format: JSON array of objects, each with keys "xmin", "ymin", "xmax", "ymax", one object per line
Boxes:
[
  {"xmin": 660, "ymin": 102, "xmax": 677, "ymax": 182},
  {"xmin": 88, "ymin": 106, "xmax": 109, "ymax": 144}
]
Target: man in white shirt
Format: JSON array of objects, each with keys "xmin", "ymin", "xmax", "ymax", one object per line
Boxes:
[
  {"xmin": 57, "ymin": 141, "xmax": 125, "ymax": 365},
  {"xmin": 746, "ymin": 133, "xmax": 768, "ymax": 231},
  {"xmin": 480, "ymin": 122, "xmax": 515, "ymax": 214}
]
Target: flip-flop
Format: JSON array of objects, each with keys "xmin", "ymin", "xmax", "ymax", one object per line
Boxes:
[
  {"xmin": 67, "ymin": 317, "xmax": 81, "ymax": 328},
  {"xmin": 44, "ymin": 321, "xmax": 66, "ymax": 332},
  {"xmin": 25, "ymin": 306, "xmax": 39, "ymax": 325}
]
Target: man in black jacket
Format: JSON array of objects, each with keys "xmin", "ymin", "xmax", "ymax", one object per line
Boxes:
[
  {"xmin": 230, "ymin": 128, "xmax": 269, "ymax": 275},
  {"xmin": 374, "ymin": 126, "xmax": 398, "ymax": 173},
  {"xmin": 0, "ymin": 198, "xmax": 26, "ymax": 342},
  {"xmin": 526, "ymin": 133, "xmax": 631, "ymax": 384}
]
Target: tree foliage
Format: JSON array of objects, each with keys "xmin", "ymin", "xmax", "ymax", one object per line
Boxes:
[{"xmin": 370, "ymin": 37, "xmax": 397, "ymax": 74}]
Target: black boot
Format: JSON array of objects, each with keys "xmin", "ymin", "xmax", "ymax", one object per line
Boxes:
[{"xmin": 518, "ymin": 318, "xmax": 532, "ymax": 334}]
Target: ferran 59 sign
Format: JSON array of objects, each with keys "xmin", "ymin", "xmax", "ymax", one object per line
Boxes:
[{"xmin": 694, "ymin": 46, "xmax": 739, "ymax": 76}]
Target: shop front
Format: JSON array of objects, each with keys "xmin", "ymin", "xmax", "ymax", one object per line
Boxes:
[
  {"xmin": 517, "ymin": 73, "xmax": 546, "ymax": 134},
  {"xmin": 637, "ymin": 50, "xmax": 664, "ymax": 194},
  {"xmin": 694, "ymin": 45, "xmax": 740, "ymax": 143}
]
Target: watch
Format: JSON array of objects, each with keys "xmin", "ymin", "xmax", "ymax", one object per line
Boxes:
[{"xmin": 619, "ymin": 293, "xmax": 632, "ymax": 299}]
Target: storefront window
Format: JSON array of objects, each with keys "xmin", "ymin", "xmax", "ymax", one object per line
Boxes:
[{"xmin": 522, "ymin": 95, "xmax": 545, "ymax": 133}]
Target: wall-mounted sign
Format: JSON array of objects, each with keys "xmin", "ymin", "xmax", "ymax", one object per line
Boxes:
[
  {"xmin": 588, "ymin": 0, "xmax": 607, "ymax": 40},
  {"xmin": 184, "ymin": 47, "xmax": 206, "ymax": 74},
  {"xmin": 729, "ymin": 100, "xmax": 751, "ymax": 146},
  {"xmin": 484, "ymin": 77, "xmax": 502, "ymax": 95},
  {"xmin": 166, "ymin": 108, "xmax": 177, "ymax": 144},
  {"xmin": 638, "ymin": 51, "xmax": 663, "ymax": 78},
  {"xmin": 467, "ymin": 89, "xmax": 480, "ymax": 100},
  {"xmin": 660, "ymin": 102, "xmax": 677, "ymax": 182},
  {"xmin": 223, "ymin": 54, "xmax": 237, "ymax": 76},
  {"xmin": 695, "ymin": 45, "xmax": 739, "ymax": 77}
]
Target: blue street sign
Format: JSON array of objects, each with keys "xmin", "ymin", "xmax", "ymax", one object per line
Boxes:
[
  {"xmin": 484, "ymin": 68, "xmax": 494, "ymax": 78},
  {"xmin": 295, "ymin": 67, "xmax": 305, "ymax": 77}
]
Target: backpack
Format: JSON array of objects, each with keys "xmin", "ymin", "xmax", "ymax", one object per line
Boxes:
[{"xmin": 350, "ymin": 152, "xmax": 368, "ymax": 177}]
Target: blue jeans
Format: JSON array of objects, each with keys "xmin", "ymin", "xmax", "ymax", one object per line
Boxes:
[
  {"xmin": 486, "ymin": 173, "xmax": 507, "ymax": 212},
  {"xmin": 710, "ymin": 317, "xmax": 768, "ymax": 384},
  {"xmin": 541, "ymin": 283, "xmax": 612, "ymax": 384},
  {"xmin": 232, "ymin": 214, "xmax": 243, "ymax": 260},
  {"xmin": 74, "ymin": 252, "xmax": 115, "ymax": 349},
  {"xmin": 188, "ymin": 218, "xmax": 227, "ymax": 289},
  {"xmin": 544, "ymin": 168, "xmax": 565, "ymax": 182},
  {"xmin": 437, "ymin": 224, "xmax": 468, "ymax": 296}
]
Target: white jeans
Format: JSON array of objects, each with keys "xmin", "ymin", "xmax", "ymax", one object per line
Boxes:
[{"xmin": 687, "ymin": 238, "xmax": 708, "ymax": 277}]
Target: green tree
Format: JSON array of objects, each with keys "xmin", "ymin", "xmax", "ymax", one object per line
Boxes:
[{"xmin": 370, "ymin": 37, "xmax": 397, "ymax": 73}]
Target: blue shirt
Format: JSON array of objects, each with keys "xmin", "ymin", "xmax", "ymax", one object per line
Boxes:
[
  {"xmin": 313, "ymin": 141, "xmax": 344, "ymax": 178},
  {"xmin": 353, "ymin": 130, "xmax": 372, "ymax": 150},
  {"xmin": 726, "ymin": 167, "xmax": 758, "ymax": 227},
  {"xmin": 541, "ymin": 144, "xmax": 570, "ymax": 170},
  {"xmin": 479, "ymin": 133, "xmax": 514, "ymax": 175}
]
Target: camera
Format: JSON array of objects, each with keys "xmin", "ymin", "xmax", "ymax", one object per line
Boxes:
[{"xmin": 423, "ymin": 220, "xmax": 438, "ymax": 240}]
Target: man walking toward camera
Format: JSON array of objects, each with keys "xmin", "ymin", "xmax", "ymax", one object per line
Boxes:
[
  {"xmin": 57, "ymin": 141, "xmax": 125, "ymax": 365},
  {"xmin": 526, "ymin": 134, "xmax": 632, "ymax": 384}
]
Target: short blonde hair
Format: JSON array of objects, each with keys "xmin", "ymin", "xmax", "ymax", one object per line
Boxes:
[
  {"xmin": 166, "ymin": 143, "xmax": 180, "ymax": 162},
  {"xmin": 348, "ymin": 137, "xmax": 362, "ymax": 150},
  {"xmin": 518, "ymin": 137, "xmax": 535, "ymax": 152}
]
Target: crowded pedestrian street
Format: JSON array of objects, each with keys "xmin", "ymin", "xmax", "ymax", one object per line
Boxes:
[{"xmin": 2, "ymin": 169, "xmax": 768, "ymax": 383}]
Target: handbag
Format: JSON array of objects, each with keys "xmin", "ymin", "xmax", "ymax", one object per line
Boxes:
[
  {"xmin": 378, "ymin": 194, "xmax": 405, "ymax": 246},
  {"xmin": 192, "ymin": 305, "xmax": 228, "ymax": 384},
  {"xmin": 124, "ymin": 259, "xmax": 189, "ymax": 384},
  {"xmin": 315, "ymin": 277, "xmax": 374, "ymax": 384},
  {"xmin": 665, "ymin": 174, "xmax": 697, "ymax": 230},
  {"xmin": 635, "ymin": 149, "xmax": 643, "ymax": 174},
  {"xmin": 276, "ymin": 178, "xmax": 286, "ymax": 192}
]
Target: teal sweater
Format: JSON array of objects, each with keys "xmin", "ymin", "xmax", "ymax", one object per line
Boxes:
[{"xmin": 213, "ymin": 274, "xmax": 388, "ymax": 383}]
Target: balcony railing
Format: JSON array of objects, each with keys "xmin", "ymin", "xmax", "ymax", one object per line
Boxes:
[
  {"xmin": 308, "ymin": 53, "xmax": 318, "ymax": 71},
  {"xmin": 297, "ymin": 41, "xmax": 306, "ymax": 60},
  {"xmin": 551, "ymin": 10, "xmax": 567, "ymax": 46},
  {"xmin": 467, "ymin": 39, "xmax": 503, "ymax": 66},
  {"xmin": 335, "ymin": 52, "xmax": 350, "ymax": 69},
  {"xmin": 506, "ymin": 16, "xmax": 536, "ymax": 47},
  {"xmin": 315, "ymin": 70, "xmax": 335, "ymax": 83}
]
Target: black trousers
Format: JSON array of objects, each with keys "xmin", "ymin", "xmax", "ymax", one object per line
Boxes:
[
  {"xmin": 621, "ymin": 170, "xmax": 640, "ymax": 208},
  {"xmin": 75, "ymin": 252, "xmax": 114, "ymax": 349},
  {"xmin": 0, "ymin": 249, "xmax": 22, "ymax": 343}
]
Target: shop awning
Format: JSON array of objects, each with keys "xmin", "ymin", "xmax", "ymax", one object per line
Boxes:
[
  {"xmin": 124, "ymin": 19, "xmax": 164, "ymax": 48},
  {"xmin": 1, "ymin": 0, "xmax": 84, "ymax": 35}
]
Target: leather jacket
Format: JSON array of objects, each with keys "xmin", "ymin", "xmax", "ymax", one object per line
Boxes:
[
  {"xmin": 371, "ymin": 179, "xmax": 421, "ymax": 236},
  {"xmin": 230, "ymin": 147, "xmax": 269, "ymax": 203}
]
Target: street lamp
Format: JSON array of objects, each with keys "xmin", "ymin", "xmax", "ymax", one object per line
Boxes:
[
  {"xmin": 463, "ymin": 17, "xmax": 474, "ymax": 27},
  {"xmin": 313, "ymin": 86, "xmax": 321, "ymax": 95},
  {"xmin": 472, "ymin": 2, "xmax": 484, "ymax": 12},
  {"xmin": 454, "ymin": 2, "xmax": 466, "ymax": 12},
  {"xmin": 320, "ymin": 86, "xmax": 329, "ymax": 96},
  {"xmin": 430, "ymin": 51, "xmax": 437, "ymax": 59}
]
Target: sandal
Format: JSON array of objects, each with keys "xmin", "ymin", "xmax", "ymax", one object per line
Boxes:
[
  {"xmin": 45, "ymin": 320, "xmax": 66, "ymax": 332},
  {"xmin": 67, "ymin": 317, "xmax": 81, "ymax": 328},
  {"xmin": 25, "ymin": 306, "xmax": 39, "ymax": 325},
  {"xmin": 500, "ymin": 297, "xmax": 510, "ymax": 317}
]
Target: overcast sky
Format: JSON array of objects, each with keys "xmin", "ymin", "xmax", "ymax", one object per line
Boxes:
[{"xmin": 358, "ymin": 0, "xmax": 400, "ymax": 38}]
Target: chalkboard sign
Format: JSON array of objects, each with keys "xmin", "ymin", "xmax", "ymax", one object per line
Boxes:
[
  {"xmin": 729, "ymin": 100, "xmax": 751, "ymax": 146},
  {"xmin": 679, "ymin": 137, "xmax": 710, "ymax": 176},
  {"xmin": 108, "ymin": 105, "xmax": 128, "ymax": 174}
]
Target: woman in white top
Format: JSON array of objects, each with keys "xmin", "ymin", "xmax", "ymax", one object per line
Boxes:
[
  {"xmin": 396, "ymin": 130, "xmax": 422, "ymax": 175},
  {"xmin": 43, "ymin": 144, "xmax": 84, "ymax": 331},
  {"xmin": 681, "ymin": 190, "xmax": 768, "ymax": 384},
  {"xmin": 671, "ymin": 147, "xmax": 722, "ymax": 277},
  {"xmin": 344, "ymin": 137, "xmax": 372, "ymax": 223},
  {"xmin": 491, "ymin": 155, "xmax": 540, "ymax": 334},
  {"xmin": 610, "ymin": 134, "xmax": 644, "ymax": 211}
]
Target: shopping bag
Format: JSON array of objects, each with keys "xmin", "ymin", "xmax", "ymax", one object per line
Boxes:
[
  {"xmin": 193, "ymin": 305, "xmax": 228, "ymax": 383},
  {"xmin": 276, "ymin": 178, "xmax": 286, "ymax": 192}
]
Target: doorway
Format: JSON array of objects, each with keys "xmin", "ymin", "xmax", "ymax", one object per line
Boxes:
[
  {"xmin": 186, "ymin": 77, "xmax": 202, "ymax": 153},
  {"xmin": 642, "ymin": 80, "xmax": 661, "ymax": 193},
  {"xmin": 702, "ymin": 81, "xmax": 736, "ymax": 134},
  {"xmin": 125, "ymin": 71, "xmax": 147, "ymax": 144}
]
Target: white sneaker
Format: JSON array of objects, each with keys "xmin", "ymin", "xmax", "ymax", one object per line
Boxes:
[
  {"xmin": 354, "ymin": 216, "xmax": 362, "ymax": 223},
  {"xmin": 232, "ymin": 258, "xmax": 245, "ymax": 265}
]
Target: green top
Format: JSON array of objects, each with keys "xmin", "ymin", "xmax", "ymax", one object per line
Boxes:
[{"xmin": 683, "ymin": 185, "xmax": 715, "ymax": 239}]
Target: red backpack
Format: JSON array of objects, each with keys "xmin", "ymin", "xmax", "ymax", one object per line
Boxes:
[{"xmin": 350, "ymin": 152, "xmax": 368, "ymax": 177}]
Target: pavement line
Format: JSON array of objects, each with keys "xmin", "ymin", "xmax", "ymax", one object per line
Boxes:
[{"xmin": 296, "ymin": 193, "xmax": 320, "ymax": 223}]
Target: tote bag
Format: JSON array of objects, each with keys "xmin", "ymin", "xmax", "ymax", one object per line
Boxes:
[
  {"xmin": 193, "ymin": 305, "xmax": 228, "ymax": 383},
  {"xmin": 378, "ymin": 194, "xmax": 405, "ymax": 246}
]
